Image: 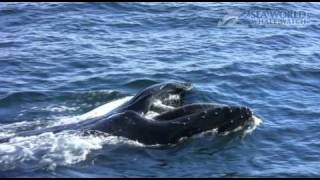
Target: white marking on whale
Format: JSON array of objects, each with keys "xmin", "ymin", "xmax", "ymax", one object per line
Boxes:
[{"xmin": 77, "ymin": 96, "xmax": 134, "ymax": 120}]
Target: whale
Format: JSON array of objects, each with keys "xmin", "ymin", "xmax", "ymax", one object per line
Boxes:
[{"xmin": 0, "ymin": 81, "xmax": 256, "ymax": 145}]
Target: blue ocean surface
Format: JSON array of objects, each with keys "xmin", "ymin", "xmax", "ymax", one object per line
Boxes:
[{"xmin": 0, "ymin": 2, "xmax": 319, "ymax": 177}]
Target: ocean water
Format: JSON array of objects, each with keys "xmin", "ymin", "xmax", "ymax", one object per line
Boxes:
[{"xmin": 0, "ymin": 2, "xmax": 319, "ymax": 177}]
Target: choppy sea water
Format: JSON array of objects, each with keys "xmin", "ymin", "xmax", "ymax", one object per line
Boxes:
[{"xmin": 0, "ymin": 2, "xmax": 319, "ymax": 177}]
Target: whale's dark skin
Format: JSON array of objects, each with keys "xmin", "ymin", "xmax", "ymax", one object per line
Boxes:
[{"xmin": 1, "ymin": 81, "xmax": 254, "ymax": 145}]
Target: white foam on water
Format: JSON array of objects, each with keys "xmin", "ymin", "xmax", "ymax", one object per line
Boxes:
[
  {"xmin": 44, "ymin": 105, "xmax": 79, "ymax": 113},
  {"xmin": 244, "ymin": 115, "xmax": 263, "ymax": 135},
  {"xmin": 0, "ymin": 130, "xmax": 145, "ymax": 170},
  {"xmin": 0, "ymin": 120, "xmax": 43, "ymax": 138}
]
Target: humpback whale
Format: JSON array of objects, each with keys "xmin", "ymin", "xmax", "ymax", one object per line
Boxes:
[{"xmin": 1, "ymin": 81, "xmax": 256, "ymax": 145}]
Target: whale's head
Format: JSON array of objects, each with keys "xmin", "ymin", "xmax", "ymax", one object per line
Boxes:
[
  {"xmin": 200, "ymin": 106, "xmax": 255, "ymax": 135},
  {"xmin": 214, "ymin": 106, "xmax": 255, "ymax": 134}
]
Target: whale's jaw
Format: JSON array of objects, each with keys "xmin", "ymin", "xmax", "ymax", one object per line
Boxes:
[{"xmin": 208, "ymin": 106, "xmax": 254, "ymax": 135}]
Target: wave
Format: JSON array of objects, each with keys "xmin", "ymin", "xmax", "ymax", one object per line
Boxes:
[
  {"xmin": 0, "ymin": 91, "xmax": 49, "ymax": 106},
  {"xmin": 0, "ymin": 131, "xmax": 144, "ymax": 171}
]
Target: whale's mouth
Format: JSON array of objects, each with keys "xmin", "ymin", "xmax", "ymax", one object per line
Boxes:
[
  {"xmin": 190, "ymin": 114, "xmax": 262, "ymax": 141},
  {"xmin": 151, "ymin": 93, "xmax": 181, "ymax": 112},
  {"xmin": 212, "ymin": 106, "xmax": 253, "ymax": 134},
  {"xmin": 149, "ymin": 85, "xmax": 186, "ymax": 115},
  {"xmin": 148, "ymin": 94, "xmax": 262, "ymax": 137},
  {"xmin": 152, "ymin": 81, "xmax": 192, "ymax": 109},
  {"xmin": 147, "ymin": 92, "xmax": 182, "ymax": 119},
  {"xmin": 216, "ymin": 111, "xmax": 262, "ymax": 136}
]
